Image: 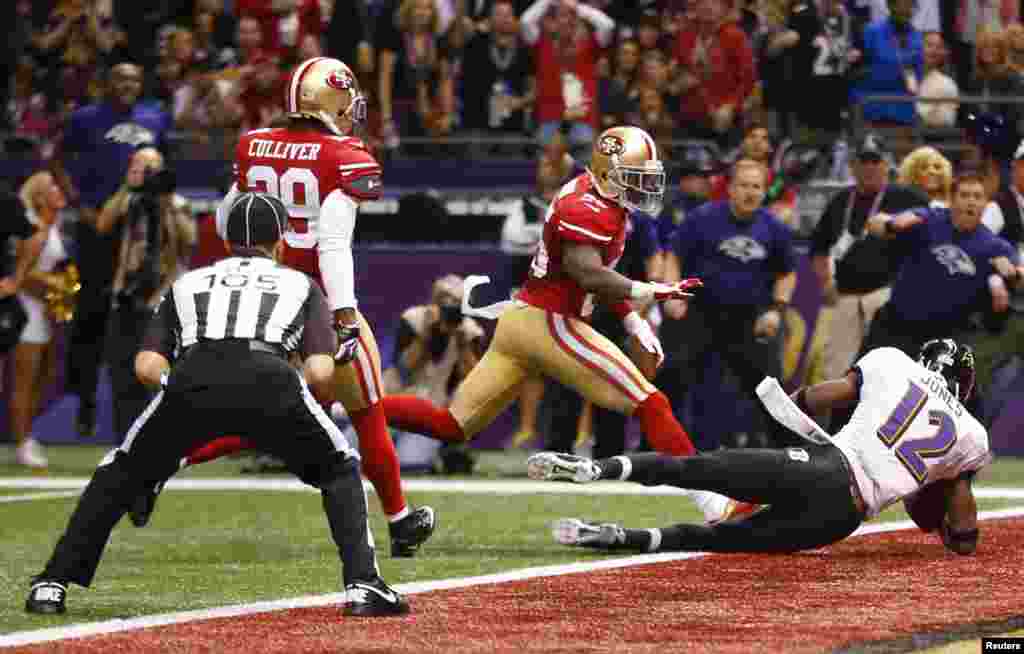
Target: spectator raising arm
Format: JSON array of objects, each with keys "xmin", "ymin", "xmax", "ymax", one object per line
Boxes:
[
  {"xmin": 520, "ymin": 0, "xmax": 556, "ymax": 45},
  {"xmin": 866, "ymin": 210, "xmax": 925, "ymax": 238},
  {"xmin": 569, "ymin": 0, "xmax": 615, "ymax": 47}
]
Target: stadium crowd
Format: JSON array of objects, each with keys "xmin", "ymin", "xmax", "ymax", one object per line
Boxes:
[
  {"xmin": 1, "ymin": 0, "xmax": 1023, "ymax": 472},
  {"xmin": 4, "ymin": 0, "xmax": 1024, "ymax": 156}
]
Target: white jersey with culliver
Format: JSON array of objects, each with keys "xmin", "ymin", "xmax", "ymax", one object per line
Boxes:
[{"xmin": 830, "ymin": 347, "xmax": 992, "ymax": 519}]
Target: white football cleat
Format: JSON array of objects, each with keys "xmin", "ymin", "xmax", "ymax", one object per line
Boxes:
[
  {"xmin": 551, "ymin": 518, "xmax": 626, "ymax": 549},
  {"xmin": 527, "ymin": 452, "xmax": 601, "ymax": 483},
  {"xmin": 16, "ymin": 438, "xmax": 48, "ymax": 469}
]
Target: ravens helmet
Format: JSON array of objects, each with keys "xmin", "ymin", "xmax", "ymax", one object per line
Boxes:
[
  {"xmin": 285, "ymin": 57, "xmax": 366, "ymax": 136},
  {"xmin": 588, "ymin": 126, "xmax": 666, "ymax": 214},
  {"xmin": 918, "ymin": 339, "xmax": 976, "ymax": 403}
]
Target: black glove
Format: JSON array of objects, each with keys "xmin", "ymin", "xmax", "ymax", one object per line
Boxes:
[
  {"xmin": 427, "ymin": 324, "xmax": 449, "ymax": 361},
  {"xmin": 335, "ymin": 321, "xmax": 360, "ymax": 363}
]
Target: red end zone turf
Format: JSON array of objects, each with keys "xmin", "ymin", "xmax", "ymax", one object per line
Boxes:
[{"xmin": 9, "ymin": 518, "xmax": 1024, "ymax": 654}]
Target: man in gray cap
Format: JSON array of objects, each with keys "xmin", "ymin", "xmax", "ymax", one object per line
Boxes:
[
  {"xmin": 25, "ymin": 191, "xmax": 410, "ymax": 618},
  {"xmin": 808, "ymin": 132, "xmax": 928, "ymax": 394}
]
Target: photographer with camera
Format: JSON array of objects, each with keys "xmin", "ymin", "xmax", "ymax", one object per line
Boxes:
[
  {"xmin": 98, "ymin": 147, "xmax": 196, "ymax": 439},
  {"xmin": 382, "ymin": 274, "xmax": 485, "ymax": 473}
]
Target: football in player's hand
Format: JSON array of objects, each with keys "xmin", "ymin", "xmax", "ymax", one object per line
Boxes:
[
  {"xmin": 627, "ymin": 335, "xmax": 659, "ymax": 381},
  {"xmin": 903, "ymin": 479, "xmax": 952, "ymax": 532}
]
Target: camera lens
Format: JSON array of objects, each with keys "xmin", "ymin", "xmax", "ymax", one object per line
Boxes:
[{"xmin": 440, "ymin": 304, "xmax": 462, "ymax": 324}]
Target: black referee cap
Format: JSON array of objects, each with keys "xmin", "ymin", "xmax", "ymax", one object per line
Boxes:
[{"xmin": 225, "ymin": 192, "xmax": 288, "ymax": 248}]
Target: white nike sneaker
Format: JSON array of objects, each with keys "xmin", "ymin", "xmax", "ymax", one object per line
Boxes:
[
  {"xmin": 16, "ymin": 438, "xmax": 48, "ymax": 469},
  {"xmin": 551, "ymin": 518, "xmax": 626, "ymax": 549},
  {"xmin": 527, "ymin": 452, "xmax": 601, "ymax": 483},
  {"xmin": 343, "ymin": 577, "xmax": 409, "ymax": 617}
]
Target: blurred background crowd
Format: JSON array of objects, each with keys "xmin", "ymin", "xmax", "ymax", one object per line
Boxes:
[
  {"xmin": 1, "ymin": 0, "xmax": 1023, "ymax": 473},
  {"xmin": 5, "ymin": 0, "xmax": 1024, "ymax": 161}
]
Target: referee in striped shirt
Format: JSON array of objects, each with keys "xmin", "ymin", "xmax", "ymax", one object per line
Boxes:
[{"xmin": 26, "ymin": 192, "xmax": 409, "ymax": 618}]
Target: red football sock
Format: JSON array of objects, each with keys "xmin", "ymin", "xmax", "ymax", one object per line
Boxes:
[
  {"xmin": 635, "ymin": 391, "xmax": 696, "ymax": 456},
  {"xmin": 381, "ymin": 395, "xmax": 466, "ymax": 443},
  {"xmin": 185, "ymin": 436, "xmax": 253, "ymax": 466},
  {"xmin": 349, "ymin": 402, "xmax": 407, "ymax": 517}
]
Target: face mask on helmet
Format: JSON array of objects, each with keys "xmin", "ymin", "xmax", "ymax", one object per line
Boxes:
[
  {"xmin": 608, "ymin": 165, "xmax": 666, "ymax": 214},
  {"xmin": 325, "ymin": 67, "xmax": 367, "ymax": 132},
  {"xmin": 918, "ymin": 339, "xmax": 976, "ymax": 403}
]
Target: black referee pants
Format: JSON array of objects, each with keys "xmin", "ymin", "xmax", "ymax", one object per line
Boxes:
[
  {"xmin": 38, "ymin": 344, "xmax": 378, "ymax": 589},
  {"xmin": 107, "ymin": 305, "xmax": 153, "ymax": 440},
  {"xmin": 619, "ymin": 444, "xmax": 864, "ymax": 552}
]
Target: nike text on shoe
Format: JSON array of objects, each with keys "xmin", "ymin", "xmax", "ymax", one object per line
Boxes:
[
  {"xmin": 389, "ymin": 506, "xmax": 436, "ymax": 558},
  {"xmin": 551, "ymin": 518, "xmax": 626, "ymax": 549},
  {"xmin": 527, "ymin": 452, "xmax": 601, "ymax": 483},
  {"xmin": 129, "ymin": 480, "xmax": 164, "ymax": 528},
  {"xmin": 26, "ymin": 580, "xmax": 67, "ymax": 614},
  {"xmin": 343, "ymin": 578, "xmax": 410, "ymax": 617}
]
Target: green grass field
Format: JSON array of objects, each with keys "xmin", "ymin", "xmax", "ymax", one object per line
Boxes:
[{"xmin": 2, "ymin": 447, "xmax": 1023, "ymax": 642}]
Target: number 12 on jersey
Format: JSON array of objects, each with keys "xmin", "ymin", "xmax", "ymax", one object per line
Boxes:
[{"xmin": 877, "ymin": 380, "xmax": 957, "ymax": 484}]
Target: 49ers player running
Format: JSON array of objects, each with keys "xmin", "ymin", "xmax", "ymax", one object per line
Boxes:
[
  {"xmin": 383, "ymin": 126, "xmax": 743, "ymax": 520},
  {"xmin": 137, "ymin": 58, "xmax": 435, "ymax": 557}
]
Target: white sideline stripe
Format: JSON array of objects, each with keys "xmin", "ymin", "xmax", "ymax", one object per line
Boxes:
[
  {"xmin": 2, "ymin": 477, "xmax": 1024, "ymax": 499},
  {"xmin": 0, "ymin": 491, "xmax": 80, "ymax": 503},
  {"xmin": 558, "ymin": 221, "xmax": 613, "ymax": 242},
  {"xmin": 3, "ymin": 506, "xmax": 1024, "ymax": 649}
]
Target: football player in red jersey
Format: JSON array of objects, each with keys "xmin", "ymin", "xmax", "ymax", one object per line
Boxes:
[
  {"xmin": 384, "ymin": 127, "xmax": 713, "ymax": 481},
  {"xmin": 137, "ymin": 57, "xmax": 435, "ymax": 557}
]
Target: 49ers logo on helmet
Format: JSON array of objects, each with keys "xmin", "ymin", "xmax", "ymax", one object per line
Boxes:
[
  {"xmin": 326, "ymin": 69, "xmax": 354, "ymax": 91},
  {"xmin": 597, "ymin": 134, "xmax": 625, "ymax": 157}
]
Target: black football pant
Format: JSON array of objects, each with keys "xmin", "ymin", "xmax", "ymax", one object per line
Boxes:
[
  {"xmin": 610, "ymin": 444, "xmax": 863, "ymax": 552},
  {"xmin": 38, "ymin": 343, "xmax": 378, "ymax": 588}
]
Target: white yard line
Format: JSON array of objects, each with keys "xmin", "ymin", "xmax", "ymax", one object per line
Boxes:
[
  {"xmin": 1, "ymin": 477, "xmax": 1023, "ymax": 499},
  {"xmin": 2, "ymin": 506, "xmax": 1024, "ymax": 648},
  {"xmin": 0, "ymin": 491, "xmax": 80, "ymax": 504}
]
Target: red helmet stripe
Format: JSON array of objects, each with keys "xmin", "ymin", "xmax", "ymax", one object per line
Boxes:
[
  {"xmin": 641, "ymin": 131, "xmax": 656, "ymax": 160},
  {"xmin": 288, "ymin": 57, "xmax": 328, "ymax": 113}
]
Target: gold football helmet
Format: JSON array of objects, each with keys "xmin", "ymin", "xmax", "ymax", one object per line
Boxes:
[
  {"xmin": 285, "ymin": 57, "xmax": 367, "ymax": 136},
  {"xmin": 588, "ymin": 126, "xmax": 666, "ymax": 214}
]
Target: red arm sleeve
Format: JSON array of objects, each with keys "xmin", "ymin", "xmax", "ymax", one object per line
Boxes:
[{"xmin": 335, "ymin": 142, "xmax": 383, "ymax": 202}]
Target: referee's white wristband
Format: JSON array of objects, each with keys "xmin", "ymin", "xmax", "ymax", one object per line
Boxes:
[
  {"xmin": 630, "ymin": 281, "xmax": 654, "ymax": 302},
  {"xmin": 622, "ymin": 311, "xmax": 646, "ymax": 335}
]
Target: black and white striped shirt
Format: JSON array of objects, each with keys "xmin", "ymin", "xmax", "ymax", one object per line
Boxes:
[{"xmin": 142, "ymin": 256, "xmax": 335, "ymax": 360}]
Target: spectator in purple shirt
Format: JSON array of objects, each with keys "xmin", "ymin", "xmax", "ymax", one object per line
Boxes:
[
  {"xmin": 50, "ymin": 61, "xmax": 172, "ymax": 438},
  {"xmin": 659, "ymin": 159, "xmax": 798, "ymax": 447},
  {"xmin": 861, "ymin": 169, "xmax": 1024, "ymax": 358}
]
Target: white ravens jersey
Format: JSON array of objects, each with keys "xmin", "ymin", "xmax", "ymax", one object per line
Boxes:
[{"xmin": 831, "ymin": 347, "xmax": 992, "ymax": 518}]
